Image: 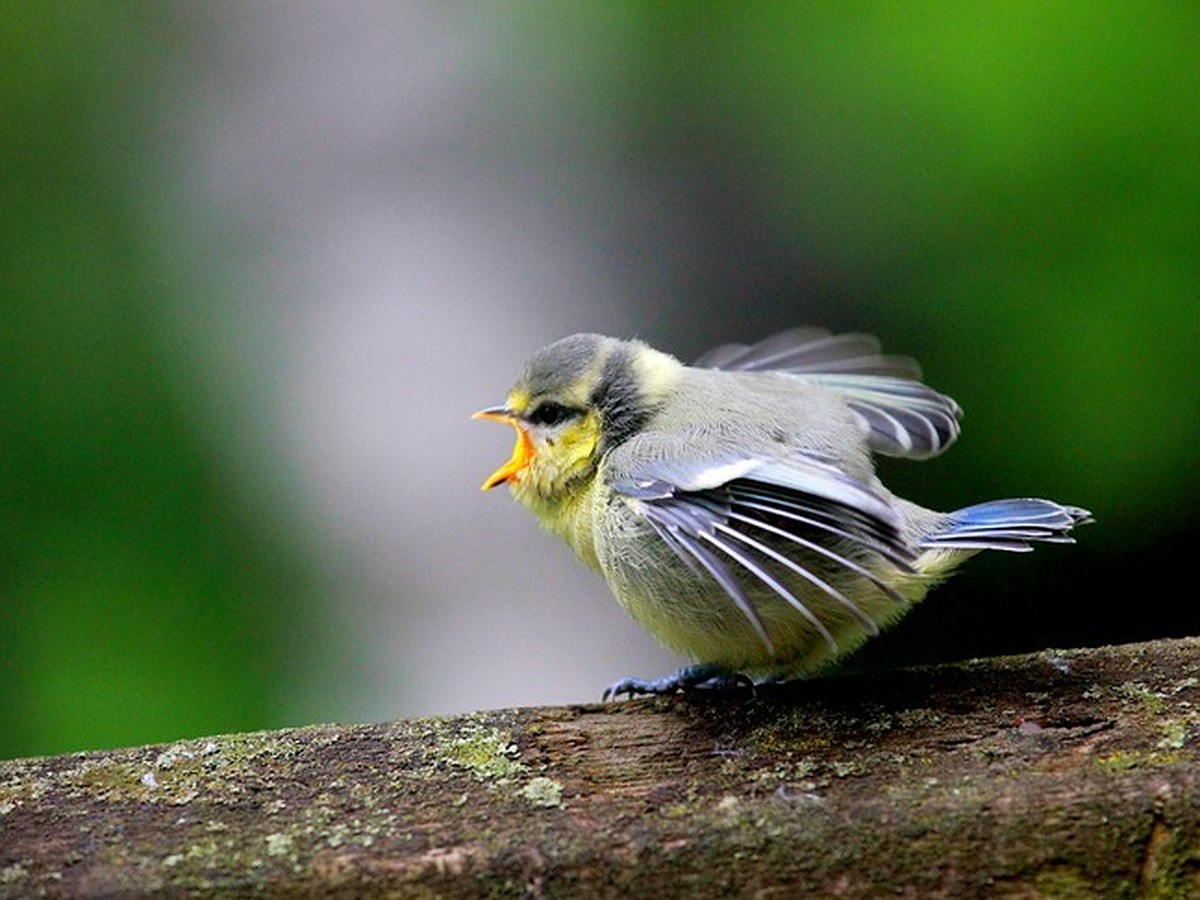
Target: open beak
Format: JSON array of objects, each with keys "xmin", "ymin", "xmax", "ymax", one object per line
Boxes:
[{"xmin": 472, "ymin": 406, "xmax": 534, "ymax": 490}]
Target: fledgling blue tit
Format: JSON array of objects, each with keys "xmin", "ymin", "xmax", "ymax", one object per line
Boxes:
[{"xmin": 474, "ymin": 328, "xmax": 1091, "ymax": 699}]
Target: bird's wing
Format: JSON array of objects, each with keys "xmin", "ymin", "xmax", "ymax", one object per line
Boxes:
[
  {"xmin": 694, "ymin": 328, "xmax": 961, "ymax": 460},
  {"xmin": 608, "ymin": 443, "xmax": 917, "ymax": 657}
]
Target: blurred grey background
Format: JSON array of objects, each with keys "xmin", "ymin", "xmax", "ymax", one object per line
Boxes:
[{"xmin": 3, "ymin": 2, "xmax": 1198, "ymax": 758}]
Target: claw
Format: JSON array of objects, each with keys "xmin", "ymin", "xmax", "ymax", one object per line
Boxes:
[{"xmin": 602, "ymin": 664, "xmax": 754, "ymax": 700}]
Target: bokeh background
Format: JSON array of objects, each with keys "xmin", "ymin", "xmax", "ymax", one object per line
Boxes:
[{"xmin": 4, "ymin": 2, "xmax": 1198, "ymax": 759}]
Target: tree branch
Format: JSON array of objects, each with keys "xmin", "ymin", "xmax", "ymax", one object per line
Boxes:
[{"xmin": 4, "ymin": 638, "xmax": 1200, "ymax": 896}]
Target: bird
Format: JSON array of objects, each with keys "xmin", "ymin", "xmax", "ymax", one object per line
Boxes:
[{"xmin": 473, "ymin": 327, "xmax": 1091, "ymax": 699}]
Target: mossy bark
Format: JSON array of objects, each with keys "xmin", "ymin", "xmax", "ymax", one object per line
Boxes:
[{"xmin": 5, "ymin": 638, "xmax": 1200, "ymax": 897}]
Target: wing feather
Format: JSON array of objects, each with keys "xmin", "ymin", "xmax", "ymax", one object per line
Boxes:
[
  {"xmin": 643, "ymin": 510, "xmax": 776, "ymax": 654},
  {"xmin": 699, "ymin": 523, "xmax": 839, "ymax": 652},
  {"xmin": 825, "ymin": 375, "xmax": 961, "ymax": 458},
  {"xmin": 727, "ymin": 481, "xmax": 913, "ymax": 568},
  {"xmin": 693, "ymin": 328, "xmax": 962, "ymax": 460},
  {"xmin": 694, "ymin": 328, "xmax": 920, "ymax": 378},
  {"xmin": 724, "ymin": 508, "xmax": 908, "ymax": 608},
  {"xmin": 712, "ymin": 515, "xmax": 880, "ymax": 636},
  {"xmin": 612, "ymin": 447, "xmax": 916, "ymax": 657}
]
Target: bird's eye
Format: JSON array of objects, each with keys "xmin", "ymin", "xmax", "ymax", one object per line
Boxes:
[{"xmin": 526, "ymin": 401, "xmax": 577, "ymax": 427}]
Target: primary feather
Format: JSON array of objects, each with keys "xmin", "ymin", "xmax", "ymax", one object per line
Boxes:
[{"xmin": 697, "ymin": 327, "xmax": 961, "ymax": 459}]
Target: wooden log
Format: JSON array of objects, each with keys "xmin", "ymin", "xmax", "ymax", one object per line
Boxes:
[{"xmin": 4, "ymin": 638, "xmax": 1200, "ymax": 897}]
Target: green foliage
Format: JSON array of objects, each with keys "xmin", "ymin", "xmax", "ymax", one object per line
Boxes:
[{"xmin": 1, "ymin": 3, "xmax": 297, "ymax": 756}]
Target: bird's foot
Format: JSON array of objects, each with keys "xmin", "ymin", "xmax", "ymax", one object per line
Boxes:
[{"xmin": 603, "ymin": 664, "xmax": 754, "ymax": 701}]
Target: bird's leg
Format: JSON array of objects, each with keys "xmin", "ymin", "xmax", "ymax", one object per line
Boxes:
[{"xmin": 603, "ymin": 663, "xmax": 754, "ymax": 700}]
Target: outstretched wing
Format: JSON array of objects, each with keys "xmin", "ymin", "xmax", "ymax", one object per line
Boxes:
[
  {"xmin": 609, "ymin": 448, "xmax": 917, "ymax": 657},
  {"xmin": 695, "ymin": 328, "xmax": 962, "ymax": 460}
]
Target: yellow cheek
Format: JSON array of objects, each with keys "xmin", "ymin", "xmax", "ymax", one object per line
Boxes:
[
  {"xmin": 527, "ymin": 414, "xmax": 602, "ymax": 490},
  {"xmin": 558, "ymin": 414, "xmax": 601, "ymax": 468}
]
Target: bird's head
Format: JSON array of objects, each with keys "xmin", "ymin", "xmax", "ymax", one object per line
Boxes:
[{"xmin": 474, "ymin": 333, "xmax": 681, "ymax": 509}]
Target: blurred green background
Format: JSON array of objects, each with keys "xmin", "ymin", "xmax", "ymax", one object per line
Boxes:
[{"xmin": 3, "ymin": 2, "xmax": 1198, "ymax": 759}]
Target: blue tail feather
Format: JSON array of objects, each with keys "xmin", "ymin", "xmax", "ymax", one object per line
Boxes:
[{"xmin": 922, "ymin": 499, "xmax": 1092, "ymax": 552}]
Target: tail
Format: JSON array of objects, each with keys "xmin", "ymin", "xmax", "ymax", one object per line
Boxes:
[{"xmin": 921, "ymin": 499, "xmax": 1093, "ymax": 553}]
